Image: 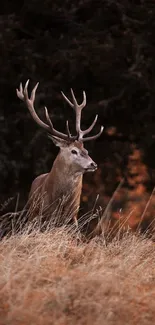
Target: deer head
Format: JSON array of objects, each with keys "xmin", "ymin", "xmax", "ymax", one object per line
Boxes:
[{"xmin": 16, "ymin": 80, "xmax": 103, "ymax": 175}]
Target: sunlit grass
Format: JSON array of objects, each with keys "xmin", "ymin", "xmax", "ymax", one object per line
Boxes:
[
  {"xmin": 0, "ymin": 222, "xmax": 155, "ymax": 324},
  {"xmin": 0, "ymin": 192, "xmax": 155, "ymax": 324}
]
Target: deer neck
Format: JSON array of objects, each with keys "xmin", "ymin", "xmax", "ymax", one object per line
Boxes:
[
  {"xmin": 46, "ymin": 153, "xmax": 83, "ymax": 199},
  {"xmin": 52, "ymin": 153, "xmax": 83, "ymax": 177}
]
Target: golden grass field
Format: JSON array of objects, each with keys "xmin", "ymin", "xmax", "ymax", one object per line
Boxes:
[{"xmin": 0, "ymin": 224, "xmax": 155, "ymax": 325}]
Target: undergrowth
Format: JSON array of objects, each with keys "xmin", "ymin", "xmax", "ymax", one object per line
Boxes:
[
  {"xmin": 0, "ymin": 191, "xmax": 155, "ymax": 325},
  {"xmin": 0, "ymin": 226, "xmax": 155, "ymax": 325}
]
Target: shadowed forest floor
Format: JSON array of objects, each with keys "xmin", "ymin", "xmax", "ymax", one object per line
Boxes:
[{"xmin": 0, "ymin": 228, "xmax": 155, "ymax": 325}]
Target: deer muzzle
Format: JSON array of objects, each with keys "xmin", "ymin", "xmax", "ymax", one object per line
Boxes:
[{"xmin": 86, "ymin": 161, "xmax": 97, "ymax": 172}]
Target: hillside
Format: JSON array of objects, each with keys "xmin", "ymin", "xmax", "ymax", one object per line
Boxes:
[{"xmin": 0, "ymin": 228, "xmax": 155, "ymax": 325}]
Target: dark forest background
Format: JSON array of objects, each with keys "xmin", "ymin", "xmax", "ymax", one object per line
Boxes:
[{"xmin": 1, "ymin": 0, "xmax": 155, "ymax": 231}]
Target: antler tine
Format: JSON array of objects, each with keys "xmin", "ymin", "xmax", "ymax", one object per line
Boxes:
[
  {"xmin": 82, "ymin": 126, "xmax": 104, "ymax": 142},
  {"xmin": 23, "ymin": 79, "xmax": 30, "ymax": 98},
  {"xmin": 30, "ymin": 81, "xmax": 39, "ymax": 102},
  {"xmin": 81, "ymin": 115, "xmax": 98, "ymax": 136},
  {"xmin": 61, "ymin": 91, "xmax": 74, "ymax": 108},
  {"xmin": 66, "ymin": 120, "xmax": 72, "ymax": 138},
  {"xmin": 16, "ymin": 82, "xmax": 24, "ymax": 100},
  {"xmin": 44, "ymin": 106, "xmax": 54, "ymax": 129},
  {"xmin": 44, "ymin": 107, "xmax": 70, "ymax": 140}
]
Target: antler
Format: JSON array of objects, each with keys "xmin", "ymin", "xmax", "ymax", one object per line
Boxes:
[
  {"xmin": 61, "ymin": 89, "xmax": 104, "ymax": 142},
  {"xmin": 16, "ymin": 80, "xmax": 75, "ymax": 141},
  {"xmin": 16, "ymin": 80, "xmax": 103, "ymax": 142}
]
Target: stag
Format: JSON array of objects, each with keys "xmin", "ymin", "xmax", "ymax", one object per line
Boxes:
[{"xmin": 16, "ymin": 80, "xmax": 103, "ymax": 230}]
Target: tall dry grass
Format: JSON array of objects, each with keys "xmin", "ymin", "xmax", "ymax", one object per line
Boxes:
[
  {"xmin": 0, "ymin": 225, "xmax": 155, "ymax": 325},
  {"xmin": 1, "ymin": 189, "xmax": 155, "ymax": 325}
]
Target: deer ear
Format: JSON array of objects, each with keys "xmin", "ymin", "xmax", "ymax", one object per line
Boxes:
[{"xmin": 48, "ymin": 135, "xmax": 69, "ymax": 148}]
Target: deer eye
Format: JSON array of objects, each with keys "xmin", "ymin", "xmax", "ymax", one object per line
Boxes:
[{"xmin": 71, "ymin": 149, "xmax": 78, "ymax": 155}]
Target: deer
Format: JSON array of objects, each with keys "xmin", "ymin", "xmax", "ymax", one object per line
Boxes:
[{"xmin": 16, "ymin": 80, "xmax": 104, "ymax": 233}]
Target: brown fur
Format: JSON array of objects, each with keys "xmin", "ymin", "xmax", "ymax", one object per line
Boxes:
[
  {"xmin": 16, "ymin": 81, "xmax": 103, "ymax": 233},
  {"xmin": 28, "ymin": 141, "xmax": 88, "ymax": 226}
]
